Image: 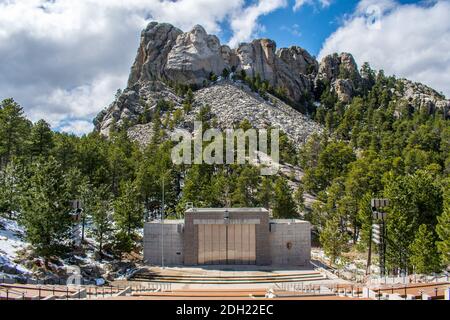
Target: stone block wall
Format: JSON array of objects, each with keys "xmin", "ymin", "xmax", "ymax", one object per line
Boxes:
[
  {"xmin": 143, "ymin": 214, "xmax": 311, "ymax": 267},
  {"xmin": 269, "ymin": 221, "xmax": 311, "ymax": 266},
  {"xmin": 143, "ymin": 222, "xmax": 184, "ymax": 266}
]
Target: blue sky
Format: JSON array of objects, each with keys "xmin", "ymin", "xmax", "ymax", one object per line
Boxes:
[
  {"xmin": 0, "ymin": 0, "xmax": 448, "ymax": 135},
  {"xmin": 218, "ymin": 0, "xmax": 426, "ymax": 56},
  {"xmin": 248, "ymin": 0, "xmax": 361, "ymax": 56}
]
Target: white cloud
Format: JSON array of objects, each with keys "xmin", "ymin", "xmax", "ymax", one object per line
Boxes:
[
  {"xmin": 319, "ymin": 0, "xmax": 450, "ymax": 97},
  {"xmin": 280, "ymin": 24, "xmax": 302, "ymax": 37},
  {"xmin": 30, "ymin": 74, "xmax": 126, "ymax": 129},
  {"xmin": 1, "ymin": 0, "xmax": 281, "ymax": 135},
  {"xmin": 228, "ymin": 0, "xmax": 287, "ymax": 47},
  {"xmin": 354, "ymin": 0, "xmax": 397, "ymax": 14},
  {"xmin": 60, "ymin": 120, "xmax": 95, "ymax": 136},
  {"xmin": 293, "ymin": 0, "xmax": 332, "ymax": 12}
]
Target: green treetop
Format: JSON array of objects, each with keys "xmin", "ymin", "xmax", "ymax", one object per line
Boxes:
[{"xmin": 409, "ymin": 224, "xmax": 442, "ymax": 274}]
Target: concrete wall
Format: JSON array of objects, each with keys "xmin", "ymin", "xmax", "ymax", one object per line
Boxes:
[
  {"xmin": 256, "ymin": 212, "xmax": 271, "ymax": 266},
  {"xmin": 269, "ymin": 220, "xmax": 311, "ymax": 266},
  {"xmin": 143, "ymin": 212, "xmax": 311, "ymax": 267},
  {"xmin": 184, "ymin": 210, "xmax": 271, "ymax": 266},
  {"xmin": 143, "ymin": 222, "xmax": 184, "ymax": 266}
]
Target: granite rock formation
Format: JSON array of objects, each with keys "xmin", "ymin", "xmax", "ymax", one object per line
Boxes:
[{"xmin": 95, "ymin": 21, "xmax": 449, "ymax": 142}]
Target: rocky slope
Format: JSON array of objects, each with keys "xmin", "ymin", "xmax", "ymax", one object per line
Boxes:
[
  {"xmin": 95, "ymin": 21, "xmax": 449, "ymax": 143},
  {"xmin": 187, "ymin": 82, "xmax": 322, "ymax": 143},
  {"xmin": 126, "ymin": 82, "xmax": 322, "ymax": 147}
]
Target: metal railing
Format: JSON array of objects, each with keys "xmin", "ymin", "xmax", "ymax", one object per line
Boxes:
[{"xmin": 0, "ymin": 277, "xmax": 172, "ymax": 300}]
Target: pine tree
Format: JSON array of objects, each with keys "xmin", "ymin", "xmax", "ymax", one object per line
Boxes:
[
  {"xmin": 209, "ymin": 72, "xmax": 218, "ymax": 82},
  {"xmin": 0, "ymin": 98, "xmax": 31, "ymax": 166},
  {"xmin": 293, "ymin": 185, "xmax": 305, "ymax": 213},
  {"xmin": 18, "ymin": 157, "xmax": 73, "ymax": 262},
  {"xmin": 384, "ymin": 171, "xmax": 443, "ymax": 271},
  {"xmin": 77, "ymin": 132, "xmax": 109, "ymax": 187},
  {"xmin": 72, "ymin": 175, "xmax": 90, "ymax": 243},
  {"xmin": 360, "ymin": 62, "xmax": 376, "ymax": 94},
  {"xmin": 113, "ymin": 181, "xmax": 144, "ymax": 253},
  {"xmin": 135, "ymin": 146, "xmax": 161, "ymax": 216},
  {"xmin": 303, "ymin": 140, "xmax": 355, "ymax": 194},
  {"xmin": 185, "ymin": 88, "xmax": 194, "ymax": 105},
  {"xmin": 272, "ymin": 176, "xmax": 297, "ymax": 218},
  {"xmin": 436, "ymin": 202, "xmax": 450, "ymax": 266},
  {"xmin": 409, "ymin": 224, "xmax": 442, "ymax": 274},
  {"xmin": 29, "ymin": 119, "xmax": 54, "ymax": 158},
  {"xmin": 207, "ymin": 170, "xmax": 226, "ymax": 207},
  {"xmin": 51, "ymin": 133, "xmax": 78, "ymax": 171},
  {"xmin": 150, "ymin": 110, "xmax": 163, "ymax": 145},
  {"xmin": 232, "ymin": 166, "xmax": 259, "ymax": 207},
  {"xmin": 107, "ymin": 130, "xmax": 135, "ymax": 196},
  {"xmin": 222, "ymin": 68, "xmax": 230, "ymax": 79},
  {"xmin": 85, "ymin": 185, "xmax": 113, "ymax": 258},
  {"xmin": 386, "ymin": 209, "xmax": 413, "ymax": 273},
  {"xmin": 320, "ymin": 216, "xmax": 350, "ymax": 264},
  {"xmin": 179, "ymin": 164, "xmax": 215, "ymax": 210},
  {"xmin": 0, "ymin": 160, "xmax": 24, "ymax": 218},
  {"xmin": 356, "ymin": 193, "xmax": 374, "ymax": 250},
  {"xmin": 257, "ymin": 177, "xmax": 273, "ymax": 210}
]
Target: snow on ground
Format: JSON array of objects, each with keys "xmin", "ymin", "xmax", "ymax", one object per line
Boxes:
[
  {"xmin": 0, "ymin": 217, "xmax": 145, "ymax": 283},
  {"xmin": 0, "ymin": 216, "xmax": 32, "ymax": 275}
]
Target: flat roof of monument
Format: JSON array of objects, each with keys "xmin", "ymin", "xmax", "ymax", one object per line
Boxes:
[
  {"xmin": 147, "ymin": 220, "xmax": 184, "ymax": 224},
  {"xmin": 185, "ymin": 208, "xmax": 270, "ymax": 214},
  {"xmin": 270, "ymin": 219, "xmax": 311, "ymax": 225}
]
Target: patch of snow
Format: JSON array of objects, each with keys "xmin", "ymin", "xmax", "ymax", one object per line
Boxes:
[
  {"xmin": 115, "ymin": 267, "xmax": 139, "ymax": 281},
  {"xmin": 0, "ymin": 217, "xmax": 32, "ymax": 275}
]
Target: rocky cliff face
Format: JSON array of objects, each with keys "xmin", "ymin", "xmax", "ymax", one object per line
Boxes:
[
  {"xmin": 165, "ymin": 25, "xmax": 226, "ymax": 84},
  {"xmin": 127, "ymin": 22, "xmax": 183, "ymax": 86},
  {"xmin": 95, "ymin": 22, "xmax": 326, "ymax": 138},
  {"xmin": 316, "ymin": 52, "xmax": 361, "ymax": 103},
  {"xmin": 126, "ymin": 22, "xmax": 319, "ymax": 103},
  {"xmin": 397, "ymin": 79, "xmax": 449, "ymax": 115},
  {"xmin": 95, "ymin": 21, "xmax": 449, "ymax": 140}
]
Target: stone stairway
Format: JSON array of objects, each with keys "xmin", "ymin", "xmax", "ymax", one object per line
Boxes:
[{"xmin": 130, "ymin": 270, "xmax": 327, "ymax": 284}]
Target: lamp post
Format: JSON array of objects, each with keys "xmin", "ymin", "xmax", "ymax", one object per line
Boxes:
[
  {"xmin": 224, "ymin": 209, "xmax": 229, "ymax": 263},
  {"xmin": 367, "ymin": 199, "xmax": 390, "ymax": 277},
  {"xmin": 161, "ymin": 174, "xmax": 165, "ymax": 269}
]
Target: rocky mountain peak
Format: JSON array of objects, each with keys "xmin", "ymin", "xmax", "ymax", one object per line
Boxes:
[
  {"xmin": 95, "ymin": 21, "xmax": 449, "ymax": 140},
  {"xmin": 165, "ymin": 24, "xmax": 226, "ymax": 85},
  {"xmin": 316, "ymin": 52, "xmax": 362, "ymax": 103},
  {"xmin": 126, "ymin": 22, "xmax": 321, "ymax": 102},
  {"xmin": 317, "ymin": 52, "xmax": 359, "ymax": 82},
  {"xmin": 277, "ymin": 46, "xmax": 318, "ymax": 75},
  {"xmin": 127, "ymin": 22, "xmax": 182, "ymax": 87}
]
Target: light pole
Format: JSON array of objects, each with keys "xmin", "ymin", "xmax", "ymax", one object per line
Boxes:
[
  {"xmin": 367, "ymin": 199, "xmax": 390, "ymax": 277},
  {"xmin": 161, "ymin": 174, "xmax": 165, "ymax": 269}
]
